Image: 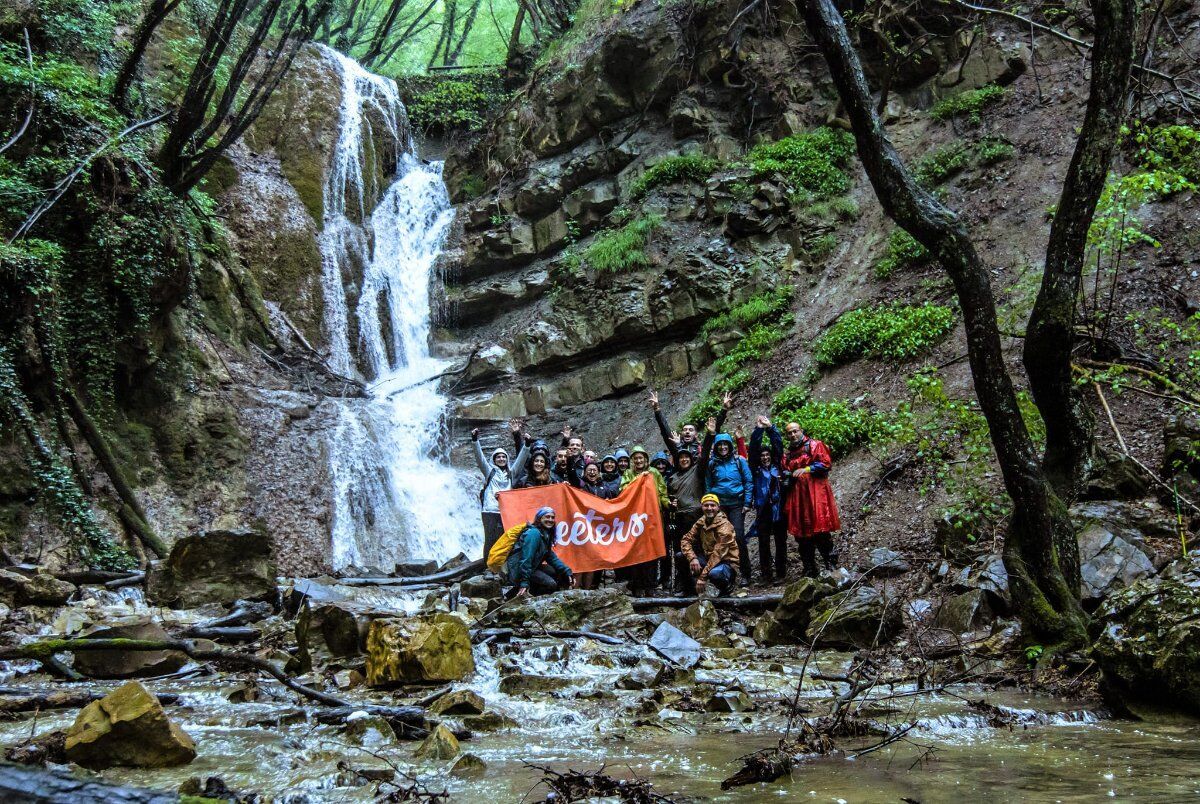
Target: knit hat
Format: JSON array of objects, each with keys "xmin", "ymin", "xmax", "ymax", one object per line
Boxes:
[{"xmin": 700, "ymin": 493, "xmax": 720, "ymax": 505}]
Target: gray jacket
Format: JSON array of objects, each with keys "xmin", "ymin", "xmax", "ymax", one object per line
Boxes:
[{"xmin": 473, "ymin": 438, "xmax": 528, "ymax": 514}]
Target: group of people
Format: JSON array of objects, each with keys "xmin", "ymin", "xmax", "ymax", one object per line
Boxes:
[{"xmin": 470, "ymin": 391, "xmax": 841, "ymax": 598}]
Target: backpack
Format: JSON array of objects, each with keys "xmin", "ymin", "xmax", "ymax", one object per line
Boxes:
[
  {"xmin": 479, "ymin": 467, "xmax": 498, "ymax": 505},
  {"xmin": 486, "ymin": 522, "xmax": 528, "ymax": 574}
]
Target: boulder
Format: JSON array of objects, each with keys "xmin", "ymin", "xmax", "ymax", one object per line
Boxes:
[
  {"xmin": 495, "ymin": 587, "xmax": 635, "ymax": 631},
  {"xmin": 932, "ymin": 590, "xmax": 991, "ymax": 634},
  {"xmin": 147, "ymin": 529, "xmax": 276, "ymax": 608},
  {"xmin": 955, "ymin": 554, "xmax": 1010, "ymax": 612},
  {"xmin": 72, "ymin": 618, "xmax": 189, "ymax": 679},
  {"xmin": 413, "ymin": 723, "xmax": 460, "ymax": 760},
  {"xmin": 498, "ymin": 674, "xmax": 561, "ymax": 695},
  {"xmin": 340, "ymin": 714, "xmax": 396, "ymax": 747},
  {"xmin": 365, "ymin": 614, "xmax": 475, "ymax": 686},
  {"xmin": 863, "ymin": 547, "xmax": 910, "ymax": 577},
  {"xmin": 1092, "ymin": 555, "xmax": 1200, "ymax": 715},
  {"xmin": 752, "ymin": 611, "xmax": 801, "ymax": 646},
  {"xmin": 648, "ymin": 621, "xmax": 701, "ymax": 668},
  {"xmin": 807, "ymin": 586, "xmax": 902, "ymax": 649},
  {"xmin": 461, "ymin": 711, "xmax": 517, "ymax": 732},
  {"xmin": 429, "ymin": 690, "xmax": 485, "ymax": 716},
  {"xmin": 1076, "ymin": 521, "xmax": 1156, "ymax": 604},
  {"xmin": 680, "ymin": 600, "xmax": 721, "ymax": 640},
  {"xmin": 773, "ymin": 576, "xmax": 835, "ymax": 631},
  {"xmin": 0, "ymin": 569, "xmax": 76, "ymax": 607},
  {"xmin": 450, "ymin": 753, "xmax": 487, "ymax": 777},
  {"xmin": 311, "ymin": 601, "xmax": 389, "ymax": 657},
  {"xmin": 705, "ymin": 690, "xmax": 755, "ymax": 712},
  {"xmin": 395, "ymin": 560, "xmax": 439, "ymax": 577},
  {"xmin": 1081, "ymin": 451, "xmax": 1151, "ymax": 500},
  {"xmin": 64, "ymin": 681, "xmax": 196, "ymax": 769},
  {"xmin": 284, "ymin": 577, "xmax": 348, "ymax": 614},
  {"xmin": 617, "ymin": 659, "xmax": 667, "ymax": 690},
  {"xmin": 460, "ymin": 573, "xmax": 503, "ymax": 600}
]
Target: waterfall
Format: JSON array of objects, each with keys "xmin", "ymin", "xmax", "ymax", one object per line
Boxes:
[{"xmin": 316, "ymin": 46, "xmax": 480, "ymax": 571}]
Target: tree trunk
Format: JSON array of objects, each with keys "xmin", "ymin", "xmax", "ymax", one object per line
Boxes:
[
  {"xmin": 111, "ymin": 0, "xmax": 184, "ymax": 115},
  {"xmin": 797, "ymin": 0, "xmax": 1087, "ymax": 646},
  {"xmin": 1022, "ymin": 0, "xmax": 1137, "ymax": 502}
]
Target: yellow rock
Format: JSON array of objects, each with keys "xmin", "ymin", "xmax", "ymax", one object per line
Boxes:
[
  {"xmin": 64, "ymin": 680, "xmax": 196, "ymax": 769},
  {"xmin": 414, "ymin": 723, "xmax": 460, "ymax": 760},
  {"xmin": 366, "ymin": 614, "xmax": 475, "ymax": 686}
]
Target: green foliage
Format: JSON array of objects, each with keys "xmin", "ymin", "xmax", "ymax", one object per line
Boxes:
[
  {"xmin": 874, "ymin": 227, "xmax": 930, "ymax": 278},
  {"xmin": 397, "ymin": 72, "xmax": 509, "ymax": 133},
  {"xmin": 713, "ymin": 320, "xmax": 792, "ymax": 376},
  {"xmin": 1122, "ymin": 310, "xmax": 1200, "ymax": 398},
  {"xmin": 1088, "ymin": 168, "xmax": 1195, "ymax": 253},
  {"xmin": 629, "ymin": 154, "xmax": 719, "ymax": 201},
  {"xmin": 771, "ymin": 391, "xmax": 893, "ymax": 456},
  {"xmin": 914, "ymin": 136, "xmax": 1013, "ymax": 187},
  {"xmin": 25, "ymin": 0, "xmax": 120, "ymax": 54},
  {"xmin": 1024, "ymin": 644, "xmax": 1045, "ymax": 666},
  {"xmin": 745, "ymin": 127, "xmax": 856, "ymax": 201},
  {"xmin": 930, "ymin": 84, "xmax": 1007, "ymax": 124},
  {"xmin": 459, "ymin": 173, "xmax": 486, "ymax": 199},
  {"xmin": 814, "ymin": 303, "xmax": 956, "ymax": 367},
  {"xmin": 1132, "ymin": 123, "xmax": 1200, "ymax": 181},
  {"xmin": 568, "ymin": 213, "xmax": 663, "ymax": 273},
  {"xmin": 700, "ymin": 285, "xmax": 793, "ymax": 337},
  {"xmin": 0, "ymin": 41, "xmax": 119, "ymax": 134}
]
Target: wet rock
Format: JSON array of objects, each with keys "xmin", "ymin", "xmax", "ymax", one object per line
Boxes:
[
  {"xmin": 932, "ymin": 590, "xmax": 991, "ymax": 634},
  {"xmin": 680, "ymin": 600, "xmax": 721, "ymax": 641},
  {"xmin": 147, "ymin": 529, "xmax": 277, "ymax": 608},
  {"xmin": 460, "ymin": 573, "xmax": 503, "ymax": 600},
  {"xmin": 64, "ymin": 681, "xmax": 196, "ymax": 769},
  {"xmin": 1092, "ymin": 555, "xmax": 1200, "ymax": 715},
  {"xmin": 1076, "ymin": 520, "xmax": 1156, "ymax": 604},
  {"xmin": 498, "ymin": 674, "xmax": 560, "ymax": 695},
  {"xmin": 284, "ymin": 577, "xmax": 348, "ymax": 613},
  {"xmin": 0, "ymin": 569, "xmax": 76, "ymax": 606},
  {"xmin": 495, "ymin": 587, "xmax": 635, "ymax": 630},
  {"xmin": 414, "ymin": 723, "xmax": 460, "ymax": 760},
  {"xmin": 333, "ymin": 669, "xmax": 365, "ymax": 690},
  {"xmin": 312, "ymin": 601, "xmax": 389, "ymax": 656},
  {"xmin": 429, "ymin": 690, "xmax": 485, "ymax": 716},
  {"xmin": 450, "ymin": 752, "xmax": 487, "ymax": 777},
  {"xmin": 618, "ymin": 658, "xmax": 667, "ymax": 690},
  {"xmin": 395, "ymin": 559, "xmax": 439, "ymax": 577},
  {"xmin": 705, "ymin": 690, "xmax": 755, "ymax": 712},
  {"xmin": 340, "ymin": 713, "xmax": 396, "ymax": 747},
  {"xmin": 863, "ymin": 547, "xmax": 910, "ymax": 577},
  {"xmin": 752, "ymin": 611, "xmax": 800, "ymax": 646},
  {"xmin": 955, "ymin": 553, "xmax": 1010, "ymax": 612},
  {"xmin": 366, "ymin": 614, "xmax": 475, "ymax": 686},
  {"xmin": 648, "ymin": 621, "xmax": 701, "ymax": 668},
  {"xmin": 73, "ymin": 618, "xmax": 189, "ymax": 679},
  {"xmin": 461, "ymin": 711, "xmax": 517, "ymax": 732},
  {"xmin": 807, "ymin": 586, "xmax": 902, "ymax": 649},
  {"xmin": 1081, "ymin": 451, "xmax": 1151, "ymax": 500},
  {"xmin": 774, "ymin": 576, "xmax": 836, "ymax": 631},
  {"xmin": 1162, "ymin": 412, "xmax": 1200, "ymax": 477}
]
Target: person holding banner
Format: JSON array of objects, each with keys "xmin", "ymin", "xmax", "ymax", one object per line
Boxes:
[
  {"xmin": 471, "ymin": 419, "xmax": 528, "ymax": 559},
  {"xmin": 681, "ymin": 494, "xmax": 740, "ymax": 596},
  {"xmin": 567, "ymin": 459, "xmax": 619, "ymax": 591},
  {"xmin": 504, "ymin": 506, "xmax": 575, "ymax": 597},
  {"xmin": 618, "ymin": 445, "xmax": 669, "ymax": 595}
]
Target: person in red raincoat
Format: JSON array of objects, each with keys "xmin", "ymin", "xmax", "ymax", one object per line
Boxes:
[{"xmin": 781, "ymin": 421, "xmax": 841, "ymax": 577}]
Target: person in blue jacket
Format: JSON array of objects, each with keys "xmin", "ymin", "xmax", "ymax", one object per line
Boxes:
[
  {"xmin": 505, "ymin": 507, "xmax": 575, "ymax": 598},
  {"xmin": 747, "ymin": 415, "xmax": 788, "ymax": 584},
  {"xmin": 706, "ymin": 428, "xmax": 752, "ymax": 584}
]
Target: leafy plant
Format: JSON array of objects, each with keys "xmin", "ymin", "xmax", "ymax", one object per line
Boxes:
[
  {"xmin": 914, "ymin": 136, "xmax": 1014, "ymax": 187},
  {"xmin": 1131, "ymin": 123, "xmax": 1199, "ymax": 181},
  {"xmin": 700, "ymin": 285, "xmax": 794, "ymax": 337},
  {"xmin": 771, "ymin": 392, "xmax": 892, "ymax": 456},
  {"xmin": 571, "ymin": 213, "xmax": 663, "ymax": 273},
  {"xmin": 629, "ymin": 154, "xmax": 719, "ymax": 200},
  {"xmin": 745, "ymin": 127, "xmax": 856, "ymax": 200},
  {"xmin": 814, "ymin": 303, "xmax": 956, "ymax": 367},
  {"xmin": 875, "ymin": 227, "xmax": 931, "ymax": 278},
  {"xmin": 397, "ymin": 72, "xmax": 509, "ymax": 133},
  {"xmin": 930, "ymin": 84, "xmax": 1007, "ymax": 124}
]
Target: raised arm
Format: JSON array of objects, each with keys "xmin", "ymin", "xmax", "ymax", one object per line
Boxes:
[
  {"xmin": 511, "ymin": 438, "xmax": 530, "ymax": 476},
  {"xmin": 649, "ymin": 391, "xmax": 681, "ymax": 457},
  {"xmin": 470, "ymin": 429, "xmax": 490, "ymax": 476}
]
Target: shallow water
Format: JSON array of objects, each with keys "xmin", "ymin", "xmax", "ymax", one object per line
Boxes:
[{"xmin": 5, "ymin": 626, "xmax": 1198, "ymax": 803}]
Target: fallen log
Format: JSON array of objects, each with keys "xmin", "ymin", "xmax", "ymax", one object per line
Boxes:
[
  {"xmin": 632, "ymin": 595, "xmax": 783, "ymax": 611},
  {"xmin": 336, "ymin": 559, "xmax": 485, "ymax": 587},
  {"xmin": 178, "ymin": 626, "xmax": 261, "ymax": 643},
  {"xmin": 472, "ymin": 628, "xmax": 624, "ymax": 645},
  {"xmin": 201, "ymin": 600, "xmax": 273, "ymax": 628},
  {"xmin": 104, "ymin": 571, "xmax": 145, "ymax": 589},
  {"xmin": 52, "ymin": 569, "xmax": 141, "ymax": 586},
  {"xmin": 0, "ymin": 760, "xmax": 177, "ymax": 802},
  {"xmin": 0, "ymin": 688, "xmax": 180, "ymax": 713},
  {"xmin": 311, "ymin": 704, "xmax": 426, "ymax": 727},
  {"xmin": 0, "ymin": 638, "xmax": 352, "ymax": 708}
]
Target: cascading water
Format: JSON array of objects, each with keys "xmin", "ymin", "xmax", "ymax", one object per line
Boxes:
[{"xmin": 316, "ymin": 46, "xmax": 479, "ymax": 571}]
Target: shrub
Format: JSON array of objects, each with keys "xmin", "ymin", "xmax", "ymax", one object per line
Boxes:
[
  {"xmin": 1132, "ymin": 123, "xmax": 1200, "ymax": 181},
  {"xmin": 914, "ymin": 136, "xmax": 1014, "ymax": 187},
  {"xmin": 459, "ymin": 173, "xmax": 486, "ymax": 199},
  {"xmin": 397, "ymin": 72, "xmax": 508, "ymax": 133},
  {"xmin": 975, "ymin": 136, "xmax": 1015, "ymax": 166},
  {"xmin": 701, "ymin": 285, "xmax": 794, "ymax": 337},
  {"xmin": 874, "ymin": 228, "xmax": 930, "ymax": 278},
  {"xmin": 771, "ymin": 392, "xmax": 889, "ymax": 456},
  {"xmin": 814, "ymin": 303, "xmax": 956, "ymax": 367},
  {"xmin": 930, "ymin": 84, "xmax": 1007, "ymax": 124},
  {"xmin": 630, "ymin": 154, "xmax": 719, "ymax": 200},
  {"xmin": 577, "ymin": 213, "xmax": 663, "ymax": 273},
  {"xmin": 746, "ymin": 127, "xmax": 856, "ymax": 200},
  {"xmin": 713, "ymin": 320, "xmax": 792, "ymax": 375}
]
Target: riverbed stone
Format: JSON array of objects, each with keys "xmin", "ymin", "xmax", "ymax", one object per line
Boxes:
[
  {"xmin": 64, "ymin": 681, "xmax": 196, "ymax": 769},
  {"xmin": 460, "ymin": 711, "xmax": 517, "ymax": 732},
  {"xmin": 680, "ymin": 600, "xmax": 721, "ymax": 640},
  {"xmin": 1092, "ymin": 554, "xmax": 1200, "ymax": 715},
  {"xmin": 340, "ymin": 714, "xmax": 396, "ymax": 747},
  {"xmin": 429, "ymin": 689, "xmax": 485, "ymax": 716},
  {"xmin": 495, "ymin": 587, "xmax": 635, "ymax": 630},
  {"xmin": 365, "ymin": 614, "xmax": 475, "ymax": 686},
  {"xmin": 774, "ymin": 576, "xmax": 835, "ymax": 631},
  {"xmin": 414, "ymin": 723, "xmax": 460, "ymax": 760},
  {"xmin": 648, "ymin": 621, "xmax": 701, "ymax": 668},
  {"xmin": 705, "ymin": 690, "xmax": 755, "ymax": 712},
  {"xmin": 932, "ymin": 589, "xmax": 991, "ymax": 634},
  {"xmin": 147, "ymin": 528, "xmax": 277, "ymax": 608},
  {"xmin": 955, "ymin": 553, "xmax": 1010, "ymax": 612},
  {"xmin": 752, "ymin": 611, "xmax": 800, "ymax": 646},
  {"xmin": 618, "ymin": 658, "xmax": 667, "ymax": 690},
  {"xmin": 450, "ymin": 752, "xmax": 487, "ymax": 777},
  {"xmin": 460, "ymin": 573, "xmax": 503, "ymax": 600},
  {"xmin": 311, "ymin": 601, "xmax": 389, "ymax": 657},
  {"xmin": 807, "ymin": 586, "xmax": 902, "ymax": 649},
  {"xmin": 1076, "ymin": 521, "xmax": 1156, "ymax": 603},
  {"xmin": 0, "ymin": 569, "xmax": 76, "ymax": 606},
  {"xmin": 864, "ymin": 547, "xmax": 910, "ymax": 577},
  {"xmin": 72, "ymin": 618, "xmax": 189, "ymax": 679},
  {"xmin": 498, "ymin": 673, "xmax": 561, "ymax": 695}
]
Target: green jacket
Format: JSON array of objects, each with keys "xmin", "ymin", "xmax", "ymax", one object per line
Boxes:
[
  {"xmin": 504, "ymin": 524, "xmax": 572, "ymax": 589},
  {"xmin": 620, "ymin": 466, "xmax": 670, "ymax": 508}
]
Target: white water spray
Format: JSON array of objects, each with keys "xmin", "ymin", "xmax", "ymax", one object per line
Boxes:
[{"xmin": 316, "ymin": 46, "xmax": 479, "ymax": 570}]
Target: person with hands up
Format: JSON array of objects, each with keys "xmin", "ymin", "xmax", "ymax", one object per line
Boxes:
[{"xmin": 472, "ymin": 418, "xmax": 528, "ymax": 558}]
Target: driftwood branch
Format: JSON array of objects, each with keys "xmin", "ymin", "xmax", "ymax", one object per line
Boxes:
[
  {"xmin": 0, "ymin": 687, "xmax": 179, "ymax": 714},
  {"xmin": 472, "ymin": 628, "xmax": 624, "ymax": 645},
  {"xmin": 632, "ymin": 594, "xmax": 782, "ymax": 611},
  {"xmin": 0, "ymin": 29, "xmax": 34, "ymax": 156},
  {"xmin": 337, "ymin": 558, "xmax": 486, "ymax": 587}
]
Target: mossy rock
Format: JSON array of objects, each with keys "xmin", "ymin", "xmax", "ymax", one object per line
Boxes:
[
  {"xmin": 366, "ymin": 614, "xmax": 475, "ymax": 686},
  {"xmin": 64, "ymin": 681, "xmax": 196, "ymax": 769}
]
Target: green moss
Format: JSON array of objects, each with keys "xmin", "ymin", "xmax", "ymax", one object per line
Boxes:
[
  {"xmin": 745, "ymin": 127, "xmax": 856, "ymax": 201},
  {"xmin": 570, "ymin": 213, "xmax": 663, "ymax": 273},
  {"xmin": 930, "ymin": 84, "xmax": 1007, "ymax": 124},
  {"xmin": 770, "ymin": 391, "xmax": 891, "ymax": 456},
  {"xmin": 814, "ymin": 303, "xmax": 956, "ymax": 367},
  {"xmin": 700, "ymin": 285, "xmax": 793, "ymax": 337},
  {"xmin": 629, "ymin": 154, "xmax": 719, "ymax": 200},
  {"xmin": 914, "ymin": 136, "xmax": 1014, "ymax": 187},
  {"xmin": 459, "ymin": 173, "xmax": 487, "ymax": 199},
  {"xmin": 874, "ymin": 227, "xmax": 931, "ymax": 279}
]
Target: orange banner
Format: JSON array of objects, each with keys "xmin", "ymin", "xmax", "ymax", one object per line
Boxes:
[{"xmin": 497, "ymin": 474, "xmax": 666, "ymax": 573}]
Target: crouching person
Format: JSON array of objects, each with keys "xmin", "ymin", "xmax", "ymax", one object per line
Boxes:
[
  {"xmin": 681, "ymin": 494, "xmax": 740, "ymax": 597},
  {"xmin": 505, "ymin": 506, "xmax": 575, "ymax": 598}
]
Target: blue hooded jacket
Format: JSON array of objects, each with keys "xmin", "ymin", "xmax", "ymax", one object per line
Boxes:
[
  {"xmin": 504, "ymin": 522, "xmax": 572, "ymax": 589},
  {"xmin": 706, "ymin": 433, "xmax": 752, "ymax": 507}
]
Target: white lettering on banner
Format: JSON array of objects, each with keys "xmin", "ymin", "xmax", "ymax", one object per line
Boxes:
[{"xmin": 555, "ymin": 510, "xmax": 649, "ymax": 547}]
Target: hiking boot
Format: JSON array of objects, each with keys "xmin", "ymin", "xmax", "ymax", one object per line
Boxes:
[{"xmin": 738, "ymin": 576, "xmax": 751, "ymax": 588}]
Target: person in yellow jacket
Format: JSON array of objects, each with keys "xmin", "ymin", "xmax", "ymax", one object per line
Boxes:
[
  {"xmin": 618, "ymin": 444, "xmax": 669, "ymax": 595},
  {"xmin": 681, "ymin": 494, "xmax": 740, "ymax": 596}
]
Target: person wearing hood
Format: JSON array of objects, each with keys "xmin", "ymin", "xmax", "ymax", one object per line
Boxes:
[
  {"xmin": 600, "ymin": 454, "xmax": 621, "ymax": 485},
  {"xmin": 472, "ymin": 419, "xmax": 528, "ymax": 558},
  {"xmin": 781, "ymin": 421, "xmax": 841, "ymax": 577},
  {"xmin": 681, "ymin": 495, "xmax": 739, "ymax": 596},
  {"xmin": 505, "ymin": 506, "xmax": 574, "ymax": 597},
  {"xmin": 568, "ymin": 459, "xmax": 618, "ymax": 591},
  {"xmin": 651, "ymin": 450, "xmax": 673, "ymax": 479},
  {"xmin": 747, "ymin": 415, "xmax": 788, "ymax": 583},
  {"xmin": 618, "ymin": 444, "xmax": 669, "ymax": 595},
  {"xmin": 706, "ymin": 425, "xmax": 754, "ymax": 585},
  {"xmin": 614, "ymin": 449, "xmax": 631, "ymax": 473},
  {"xmin": 516, "ymin": 439, "xmax": 554, "ymax": 488}
]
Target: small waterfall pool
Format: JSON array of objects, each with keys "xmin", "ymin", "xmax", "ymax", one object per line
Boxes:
[{"xmin": 315, "ymin": 47, "xmax": 480, "ymax": 571}]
